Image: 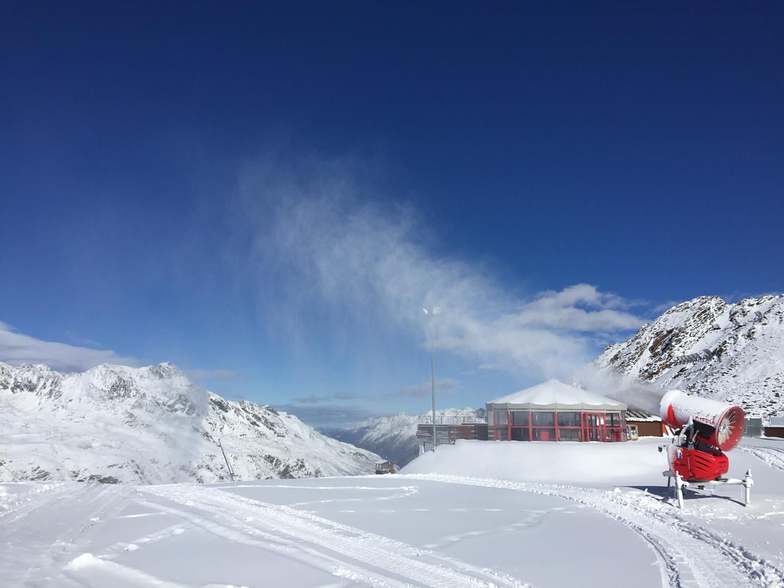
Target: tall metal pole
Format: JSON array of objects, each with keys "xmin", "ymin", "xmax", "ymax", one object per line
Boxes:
[
  {"xmin": 218, "ymin": 439, "xmax": 235, "ymax": 482},
  {"xmin": 431, "ymin": 352, "xmax": 437, "ymax": 451},
  {"xmin": 423, "ymin": 306, "xmax": 440, "ymax": 452}
]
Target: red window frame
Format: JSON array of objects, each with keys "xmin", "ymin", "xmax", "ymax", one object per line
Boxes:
[{"xmin": 495, "ymin": 409, "xmax": 626, "ymax": 442}]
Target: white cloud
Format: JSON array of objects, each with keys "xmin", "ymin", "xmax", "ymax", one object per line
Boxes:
[
  {"xmin": 239, "ymin": 158, "xmax": 645, "ymax": 382},
  {"xmin": 511, "ymin": 284, "xmax": 643, "ymax": 332},
  {"xmin": 0, "ymin": 322, "xmax": 134, "ymax": 371}
]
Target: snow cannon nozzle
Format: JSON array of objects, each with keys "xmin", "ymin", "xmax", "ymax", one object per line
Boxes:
[{"xmin": 659, "ymin": 390, "xmax": 745, "ymax": 452}]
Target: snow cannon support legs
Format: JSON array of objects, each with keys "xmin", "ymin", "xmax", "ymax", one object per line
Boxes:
[
  {"xmin": 744, "ymin": 469, "xmax": 753, "ymax": 506},
  {"xmin": 674, "ymin": 470, "xmax": 685, "ymax": 509},
  {"xmin": 667, "ymin": 468, "xmax": 753, "ymax": 509}
]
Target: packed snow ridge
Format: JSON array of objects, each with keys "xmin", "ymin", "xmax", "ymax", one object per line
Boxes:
[
  {"xmin": 598, "ymin": 294, "xmax": 784, "ymax": 417},
  {"xmin": 0, "ymin": 362, "xmax": 380, "ymax": 483}
]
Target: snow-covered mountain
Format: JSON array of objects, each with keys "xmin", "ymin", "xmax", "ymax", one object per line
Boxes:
[
  {"xmin": 598, "ymin": 295, "xmax": 784, "ymax": 417},
  {"xmin": 331, "ymin": 408, "xmax": 486, "ymax": 466},
  {"xmin": 0, "ymin": 362, "xmax": 380, "ymax": 483}
]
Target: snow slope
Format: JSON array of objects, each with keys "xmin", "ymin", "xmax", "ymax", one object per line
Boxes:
[
  {"xmin": 4, "ymin": 437, "xmax": 784, "ymax": 587},
  {"xmin": 0, "ymin": 477, "xmax": 659, "ymax": 587},
  {"xmin": 403, "ymin": 438, "xmax": 784, "ymax": 587},
  {"xmin": 0, "ymin": 362, "xmax": 380, "ymax": 483},
  {"xmin": 598, "ymin": 295, "xmax": 784, "ymax": 417},
  {"xmin": 330, "ymin": 408, "xmax": 485, "ymax": 466}
]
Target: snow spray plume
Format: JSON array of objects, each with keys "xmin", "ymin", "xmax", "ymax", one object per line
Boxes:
[
  {"xmin": 574, "ymin": 365, "xmax": 664, "ymax": 413},
  {"xmin": 237, "ymin": 155, "xmax": 645, "ymax": 381}
]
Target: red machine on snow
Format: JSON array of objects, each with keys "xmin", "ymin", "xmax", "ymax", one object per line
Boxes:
[{"xmin": 658, "ymin": 390, "xmax": 752, "ymax": 508}]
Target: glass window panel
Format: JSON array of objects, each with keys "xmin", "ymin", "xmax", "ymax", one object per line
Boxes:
[
  {"xmin": 558, "ymin": 428, "xmax": 581, "ymax": 441},
  {"xmin": 557, "ymin": 412, "xmax": 581, "ymax": 427},
  {"xmin": 532, "ymin": 411, "xmax": 554, "ymax": 426},
  {"xmin": 511, "ymin": 428, "xmax": 530, "ymax": 441},
  {"xmin": 532, "ymin": 427, "xmax": 556, "ymax": 441},
  {"xmin": 495, "ymin": 410, "xmax": 508, "ymax": 424},
  {"xmin": 511, "ymin": 411, "xmax": 529, "ymax": 425}
]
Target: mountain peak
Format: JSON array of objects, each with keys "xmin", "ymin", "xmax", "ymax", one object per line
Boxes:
[
  {"xmin": 599, "ymin": 294, "xmax": 784, "ymax": 417},
  {"xmin": 149, "ymin": 361, "xmax": 180, "ymax": 377},
  {"xmin": 0, "ymin": 362, "xmax": 380, "ymax": 483}
]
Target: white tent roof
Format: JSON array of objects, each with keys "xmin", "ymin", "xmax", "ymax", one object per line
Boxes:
[{"xmin": 488, "ymin": 379, "xmax": 626, "ymax": 411}]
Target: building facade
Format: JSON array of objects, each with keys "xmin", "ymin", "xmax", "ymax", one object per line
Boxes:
[
  {"xmin": 764, "ymin": 417, "xmax": 784, "ymax": 438},
  {"xmin": 626, "ymin": 409, "xmax": 665, "ymax": 438},
  {"xmin": 486, "ymin": 380, "xmax": 627, "ymax": 442}
]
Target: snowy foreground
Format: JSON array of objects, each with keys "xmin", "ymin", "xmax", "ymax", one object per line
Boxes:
[{"xmin": 2, "ymin": 439, "xmax": 784, "ymax": 587}]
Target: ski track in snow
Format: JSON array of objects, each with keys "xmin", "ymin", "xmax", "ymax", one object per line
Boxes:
[
  {"xmin": 0, "ymin": 482, "xmax": 70, "ymax": 523},
  {"xmin": 0, "ymin": 483, "xmax": 132, "ymax": 587},
  {"xmin": 742, "ymin": 446, "xmax": 784, "ymax": 473},
  {"xmin": 139, "ymin": 483, "xmax": 529, "ymax": 588},
  {"xmin": 227, "ymin": 483, "xmax": 420, "ymax": 507},
  {"xmin": 5, "ymin": 472, "xmax": 784, "ymax": 587},
  {"xmin": 401, "ymin": 474, "xmax": 784, "ymax": 588}
]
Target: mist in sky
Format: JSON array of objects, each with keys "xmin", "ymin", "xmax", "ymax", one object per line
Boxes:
[{"xmin": 236, "ymin": 157, "xmax": 647, "ymax": 393}]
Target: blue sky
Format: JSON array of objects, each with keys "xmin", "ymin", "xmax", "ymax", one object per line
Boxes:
[{"xmin": 1, "ymin": 3, "xmax": 782, "ymax": 427}]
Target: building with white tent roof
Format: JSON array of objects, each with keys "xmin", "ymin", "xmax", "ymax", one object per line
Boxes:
[{"xmin": 486, "ymin": 379, "xmax": 627, "ymax": 442}]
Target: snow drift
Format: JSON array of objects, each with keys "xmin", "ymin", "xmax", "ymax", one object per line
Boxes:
[{"xmin": 402, "ymin": 439, "xmax": 666, "ymax": 485}]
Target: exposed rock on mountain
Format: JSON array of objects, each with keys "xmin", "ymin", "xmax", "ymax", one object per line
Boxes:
[
  {"xmin": 598, "ymin": 295, "xmax": 784, "ymax": 417},
  {"xmin": 0, "ymin": 362, "xmax": 379, "ymax": 483}
]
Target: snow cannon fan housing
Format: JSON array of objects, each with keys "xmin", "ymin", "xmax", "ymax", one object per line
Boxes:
[{"xmin": 659, "ymin": 390, "xmax": 745, "ymax": 452}]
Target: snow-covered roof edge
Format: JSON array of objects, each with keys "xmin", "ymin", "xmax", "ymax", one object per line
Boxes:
[{"xmin": 487, "ymin": 379, "xmax": 626, "ymax": 411}]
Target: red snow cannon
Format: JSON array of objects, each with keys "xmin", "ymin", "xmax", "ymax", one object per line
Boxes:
[{"xmin": 659, "ymin": 390, "xmax": 745, "ymax": 482}]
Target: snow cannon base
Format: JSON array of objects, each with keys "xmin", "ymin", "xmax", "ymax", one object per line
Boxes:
[
  {"xmin": 671, "ymin": 447, "xmax": 728, "ymax": 482},
  {"xmin": 662, "ymin": 465, "xmax": 753, "ymax": 510}
]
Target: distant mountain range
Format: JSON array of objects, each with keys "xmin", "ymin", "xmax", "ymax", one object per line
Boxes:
[
  {"xmin": 598, "ymin": 294, "xmax": 784, "ymax": 417},
  {"xmin": 329, "ymin": 408, "xmax": 486, "ymax": 467},
  {"xmin": 0, "ymin": 362, "xmax": 380, "ymax": 483},
  {"xmin": 2, "ymin": 294, "xmax": 781, "ymax": 484}
]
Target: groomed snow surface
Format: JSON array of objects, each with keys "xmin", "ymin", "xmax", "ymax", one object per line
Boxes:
[{"xmin": 3, "ymin": 438, "xmax": 784, "ymax": 587}]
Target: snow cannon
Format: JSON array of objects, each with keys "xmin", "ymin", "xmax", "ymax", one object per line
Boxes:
[
  {"xmin": 660, "ymin": 390, "xmax": 745, "ymax": 452},
  {"xmin": 659, "ymin": 390, "xmax": 745, "ymax": 483}
]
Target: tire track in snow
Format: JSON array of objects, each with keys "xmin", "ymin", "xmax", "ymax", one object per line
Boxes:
[
  {"xmin": 402, "ymin": 474, "xmax": 784, "ymax": 588},
  {"xmin": 140, "ymin": 484, "xmax": 529, "ymax": 588}
]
